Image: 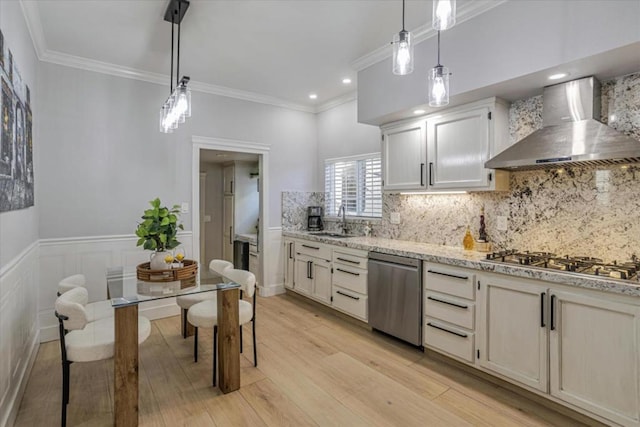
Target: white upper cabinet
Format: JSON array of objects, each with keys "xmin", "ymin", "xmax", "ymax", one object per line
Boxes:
[
  {"xmin": 381, "ymin": 121, "xmax": 427, "ymax": 191},
  {"xmin": 382, "ymin": 98, "xmax": 510, "ymax": 193}
]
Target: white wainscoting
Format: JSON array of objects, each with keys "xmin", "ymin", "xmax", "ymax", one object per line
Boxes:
[
  {"xmin": 38, "ymin": 232, "xmax": 193, "ymax": 342},
  {"xmin": 261, "ymin": 227, "xmax": 285, "ymax": 297},
  {"xmin": 0, "ymin": 241, "xmax": 40, "ymax": 427}
]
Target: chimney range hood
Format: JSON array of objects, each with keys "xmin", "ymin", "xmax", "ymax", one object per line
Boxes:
[{"xmin": 485, "ymin": 76, "xmax": 640, "ymax": 171}]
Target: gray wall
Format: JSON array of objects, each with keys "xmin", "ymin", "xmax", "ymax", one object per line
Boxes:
[
  {"xmin": 358, "ymin": 0, "xmax": 640, "ymax": 124},
  {"xmin": 36, "ymin": 62, "xmax": 318, "ymax": 238},
  {"xmin": 316, "ymin": 99, "xmax": 380, "ymax": 189},
  {"xmin": 0, "ymin": 1, "xmax": 40, "ymax": 267}
]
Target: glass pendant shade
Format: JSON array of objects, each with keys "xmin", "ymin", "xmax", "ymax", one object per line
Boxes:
[
  {"xmin": 392, "ymin": 30, "xmax": 414, "ymax": 75},
  {"xmin": 432, "ymin": 0, "xmax": 456, "ymax": 31},
  {"xmin": 428, "ymin": 65, "xmax": 450, "ymax": 107}
]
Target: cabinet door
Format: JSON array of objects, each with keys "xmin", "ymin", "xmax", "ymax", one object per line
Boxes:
[
  {"xmin": 283, "ymin": 240, "xmax": 295, "ymax": 290},
  {"xmin": 382, "ymin": 122, "xmax": 426, "ymax": 191},
  {"xmin": 294, "ymin": 256, "xmax": 313, "ymax": 296},
  {"xmin": 550, "ymin": 291, "xmax": 640, "ymax": 426},
  {"xmin": 249, "ymin": 251, "xmax": 259, "ymax": 284},
  {"xmin": 311, "ymin": 260, "xmax": 332, "ymax": 304},
  {"xmin": 427, "ymin": 107, "xmax": 491, "ymax": 189},
  {"xmin": 222, "ymin": 195, "xmax": 234, "ymax": 263},
  {"xmin": 478, "ymin": 274, "xmax": 548, "ymax": 392},
  {"xmin": 223, "ymin": 165, "xmax": 235, "ymax": 195}
]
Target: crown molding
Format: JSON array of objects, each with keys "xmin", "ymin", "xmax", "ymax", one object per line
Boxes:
[
  {"xmin": 19, "ymin": 0, "xmax": 47, "ymax": 60},
  {"xmin": 350, "ymin": 0, "xmax": 508, "ymax": 72},
  {"xmin": 316, "ymin": 91, "xmax": 357, "ymax": 113}
]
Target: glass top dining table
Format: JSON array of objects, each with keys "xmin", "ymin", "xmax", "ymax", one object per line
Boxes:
[
  {"xmin": 105, "ymin": 265, "xmax": 242, "ymax": 426},
  {"xmin": 105, "ymin": 265, "xmax": 240, "ymax": 306}
]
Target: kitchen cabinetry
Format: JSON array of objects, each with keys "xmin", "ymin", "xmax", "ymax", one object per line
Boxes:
[
  {"xmin": 223, "ymin": 164, "xmax": 235, "ymax": 195},
  {"xmin": 477, "ymin": 273, "xmax": 548, "ymax": 392},
  {"xmin": 381, "ymin": 97, "xmax": 509, "ymax": 193},
  {"xmin": 331, "ymin": 247, "xmax": 368, "ymax": 321},
  {"xmin": 426, "ymin": 101, "xmax": 509, "ymax": 191},
  {"xmin": 222, "ymin": 194, "xmax": 234, "ymax": 262},
  {"xmin": 424, "ymin": 263, "xmax": 477, "ymax": 363},
  {"xmin": 549, "ymin": 290, "xmax": 640, "ymax": 426},
  {"xmin": 294, "ymin": 241, "xmax": 332, "ymax": 304},
  {"xmin": 248, "ymin": 243, "xmax": 260, "ymax": 286},
  {"xmin": 381, "ymin": 121, "xmax": 426, "ymax": 191},
  {"xmin": 283, "ymin": 238, "xmax": 295, "ymax": 290}
]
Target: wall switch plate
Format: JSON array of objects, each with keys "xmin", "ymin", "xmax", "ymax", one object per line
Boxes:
[
  {"xmin": 204, "ymin": 215, "xmax": 211, "ymax": 223},
  {"xmin": 390, "ymin": 212, "xmax": 401, "ymax": 224},
  {"xmin": 496, "ymin": 216, "xmax": 508, "ymax": 231},
  {"xmin": 181, "ymin": 202, "xmax": 189, "ymax": 214}
]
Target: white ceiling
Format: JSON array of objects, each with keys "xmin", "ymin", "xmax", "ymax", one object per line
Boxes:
[{"xmin": 24, "ymin": 0, "xmax": 477, "ymax": 110}]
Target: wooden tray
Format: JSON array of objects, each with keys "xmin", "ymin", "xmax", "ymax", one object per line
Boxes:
[{"xmin": 136, "ymin": 259, "xmax": 198, "ymax": 289}]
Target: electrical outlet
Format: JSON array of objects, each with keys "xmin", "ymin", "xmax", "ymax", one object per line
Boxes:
[
  {"xmin": 390, "ymin": 212, "xmax": 401, "ymax": 225},
  {"xmin": 496, "ymin": 216, "xmax": 508, "ymax": 231},
  {"xmin": 181, "ymin": 202, "xmax": 189, "ymax": 214},
  {"xmin": 204, "ymin": 215, "xmax": 211, "ymax": 223}
]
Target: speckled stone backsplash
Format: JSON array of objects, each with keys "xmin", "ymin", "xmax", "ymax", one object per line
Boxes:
[
  {"xmin": 283, "ymin": 72, "xmax": 640, "ymax": 261},
  {"xmin": 281, "ymin": 191, "xmax": 324, "ymax": 231}
]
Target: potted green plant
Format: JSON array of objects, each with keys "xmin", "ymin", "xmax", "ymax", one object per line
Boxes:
[{"xmin": 135, "ymin": 198, "xmax": 184, "ymax": 270}]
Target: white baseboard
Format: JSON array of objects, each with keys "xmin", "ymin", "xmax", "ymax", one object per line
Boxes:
[
  {"xmin": 259, "ymin": 283, "xmax": 285, "ymax": 297},
  {"xmin": 1, "ymin": 330, "xmax": 39, "ymax": 427}
]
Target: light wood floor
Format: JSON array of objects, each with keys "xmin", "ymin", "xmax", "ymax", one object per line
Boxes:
[{"xmin": 15, "ymin": 293, "xmax": 600, "ymax": 426}]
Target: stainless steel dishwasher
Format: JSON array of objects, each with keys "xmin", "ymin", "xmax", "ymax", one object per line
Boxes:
[{"xmin": 368, "ymin": 252, "xmax": 422, "ymax": 346}]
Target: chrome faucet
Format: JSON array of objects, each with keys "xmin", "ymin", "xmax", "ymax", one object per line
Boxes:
[{"xmin": 338, "ymin": 203, "xmax": 348, "ymax": 235}]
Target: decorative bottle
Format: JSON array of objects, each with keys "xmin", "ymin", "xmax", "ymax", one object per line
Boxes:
[{"xmin": 463, "ymin": 226, "xmax": 475, "ymax": 251}]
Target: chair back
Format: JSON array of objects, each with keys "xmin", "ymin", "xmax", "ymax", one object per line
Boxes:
[
  {"xmin": 208, "ymin": 259, "xmax": 233, "ymax": 279},
  {"xmin": 58, "ymin": 274, "xmax": 87, "ymax": 295},
  {"xmin": 55, "ymin": 287, "xmax": 89, "ymax": 331},
  {"xmin": 224, "ymin": 269, "xmax": 256, "ymax": 298}
]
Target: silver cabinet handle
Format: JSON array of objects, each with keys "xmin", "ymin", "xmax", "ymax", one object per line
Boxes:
[
  {"xmin": 427, "ymin": 296, "xmax": 468, "ymax": 309},
  {"xmin": 427, "ymin": 270, "xmax": 468, "ymax": 281},
  {"xmin": 336, "ymin": 290, "xmax": 360, "ymax": 301},
  {"xmin": 427, "ymin": 322, "xmax": 468, "ymax": 338}
]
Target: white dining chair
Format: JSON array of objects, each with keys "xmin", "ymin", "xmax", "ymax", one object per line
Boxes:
[
  {"xmin": 54, "ymin": 287, "xmax": 151, "ymax": 427},
  {"xmin": 176, "ymin": 259, "xmax": 233, "ymax": 338},
  {"xmin": 187, "ymin": 268, "xmax": 257, "ymax": 386},
  {"xmin": 57, "ymin": 274, "xmax": 113, "ymax": 322}
]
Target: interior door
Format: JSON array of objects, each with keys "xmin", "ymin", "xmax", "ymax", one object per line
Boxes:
[{"xmin": 222, "ymin": 194, "xmax": 234, "ymax": 263}]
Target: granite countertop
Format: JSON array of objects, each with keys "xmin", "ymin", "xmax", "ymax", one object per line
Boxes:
[
  {"xmin": 235, "ymin": 233, "xmax": 258, "ymax": 244},
  {"xmin": 282, "ymin": 230, "xmax": 640, "ymax": 298}
]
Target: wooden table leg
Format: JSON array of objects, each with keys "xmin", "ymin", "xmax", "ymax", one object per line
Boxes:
[
  {"xmin": 217, "ymin": 288, "xmax": 240, "ymax": 393},
  {"xmin": 114, "ymin": 304, "xmax": 139, "ymax": 426}
]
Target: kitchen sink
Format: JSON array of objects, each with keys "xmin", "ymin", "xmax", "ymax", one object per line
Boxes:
[{"xmin": 309, "ymin": 232, "xmax": 355, "ymax": 238}]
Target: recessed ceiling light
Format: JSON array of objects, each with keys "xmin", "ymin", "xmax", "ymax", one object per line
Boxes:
[
  {"xmin": 413, "ymin": 109, "xmax": 426, "ymax": 115},
  {"xmin": 342, "ymin": 78, "xmax": 352, "ymax": 85},
  {"xmin": 309, "ymin": 93, "xmax": 318, "ymax": 100},
  {"xmin": 548, "ymin": 73, "xmax": 568, "ymax": 80}
]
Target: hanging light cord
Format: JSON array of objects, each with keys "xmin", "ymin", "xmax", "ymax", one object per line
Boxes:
[
  {"xmin": 437, "ymin": 30, "xmax": 441, "ymax": 66},
  {"xmin": 177, "ymin": 1, "xmax": 181, "ymax": 87},
  {"xmin": 170, "ymin": 11, "xmax": 174, "ymax": 93},
  {"xmin": 402, "ymin": 0, "xmax": 405, "ymax": 31}
]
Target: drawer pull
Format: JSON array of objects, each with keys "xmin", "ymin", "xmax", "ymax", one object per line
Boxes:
[
  {"xmin": 302, "ymin": 244, "xmax": 320, "ymax": 250},
  {"xmin": 336, "ymin": 268, "xmax": 360, "ymax": 276},
  {"xmin": 427, "ymin": 296, "xmax": 468, "ymax": 309},
  {"xmin": 336, "ymin": 290, "xmax": 360, "ymax": 301},
  {"xmin": 427, "ymin": 270, "xmax": 468, "ymax": 281},
  {"xmin": 427, "ymin": 322, "xmax": 468, "ymax": 338},
  {"xmin": 336, "ymin": 257, "xmax": 360, "ymax": 265},
  {"xmin": 249, "ymin": 253, "xmax": 258, "ymax": 258}
]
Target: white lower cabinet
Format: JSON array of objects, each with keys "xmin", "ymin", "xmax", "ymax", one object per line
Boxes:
[
  {"xmin": 550, "ymin": 290, "xmax": 640, "ymax": 426},
  {"xmin": 332, "ymin": 286, "xmax": 368, "ymax": 321},
  {"xmin": 283, "ymin": 239, "xmax": 295, "ymax": 290},
  {"xmin": 332, "ymin": 247, "xmax": 369, "ymax": 321},
  {"xmin": 293, "ymin": 254, "xmax": 331, "ymax": 304},
  {"xmin": 477, "ymin": 273, "xmax": 549, "ymax": 393}
]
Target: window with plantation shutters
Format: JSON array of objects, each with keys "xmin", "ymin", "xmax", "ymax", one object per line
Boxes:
[{"xmin": 325, "ymin": 153, "xmax": 382, "ymax": 218}]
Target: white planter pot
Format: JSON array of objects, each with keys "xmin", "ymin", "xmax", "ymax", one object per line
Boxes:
[{"xmin": 150, "ymin": 250, "xmax": 171, "ymax": 270}]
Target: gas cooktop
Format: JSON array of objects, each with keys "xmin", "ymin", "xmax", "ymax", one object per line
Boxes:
[{"xmin": 485, "ymin": 250, "xmax": 640, "ymax": 282}]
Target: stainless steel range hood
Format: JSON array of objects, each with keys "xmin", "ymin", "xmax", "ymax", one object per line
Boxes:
[{"xmin": 485, "ymin": 76, "xmax": 640, "ymax": 171}]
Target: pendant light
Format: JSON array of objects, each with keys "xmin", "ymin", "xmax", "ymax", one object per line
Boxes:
[
  {"xmin": 392, "ymin": 0, "xmax": 414, "ymax": 76},
  {"xmin": 428, "ymin": 31, "xmax": 450, "ymax": 107},
  {"xmin": 160, "ymin": 0, "xmax": 192, "ymax": 133},
  {"xmin": 432, "ymin": 0, "xmax": 456, "ymax": 31}
]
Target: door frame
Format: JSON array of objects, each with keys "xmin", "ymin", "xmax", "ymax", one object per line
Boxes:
[{"xmin": 192, "ymin": 135, "xmax": 270, "ymax": 295}]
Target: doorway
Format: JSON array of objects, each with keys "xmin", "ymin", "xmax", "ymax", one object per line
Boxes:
[{"xmin": 192, "ymin": 136, "xmax": 270, "ymax": 295}]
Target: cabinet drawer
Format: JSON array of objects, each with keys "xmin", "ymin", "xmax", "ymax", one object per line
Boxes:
[
  {"xmin": 424, "ymin": 317, "xmax": 475, "ymax": 363},
  {"xmin": 333, "ymin": 249, "xmax": 368, "ymax": 269},
  {"xmin": 333, "ymin": 265, "xmax": 368, "ymax": 294},
  {"xmin": 296, "ymin": 241, "xmax": 331, "ymax": 260},
  {"xmin": 332, "ymin": 286, "xmax": 367, "ymax": 321},
  {"xmin": 425, "ymin": 291, "xmax": 475, "ymax": 330},
  {"xmin": 424, "ymin": 263, "xmax": 476, "ymax": 300}
]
